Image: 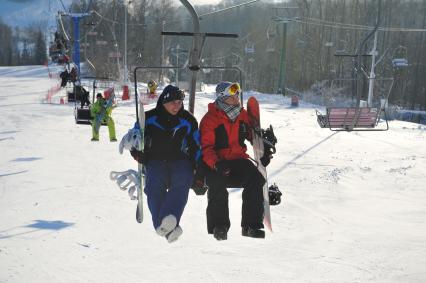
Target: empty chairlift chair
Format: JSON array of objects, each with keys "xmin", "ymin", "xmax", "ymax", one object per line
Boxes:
[{"xmin": 316, "ymin": 106, "xmax": 388, "ymax": 131}]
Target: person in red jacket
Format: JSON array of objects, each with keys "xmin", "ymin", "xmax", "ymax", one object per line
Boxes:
[{"xmin": 198, "ymin": 81, "xmax": 269, "ymax": 241}]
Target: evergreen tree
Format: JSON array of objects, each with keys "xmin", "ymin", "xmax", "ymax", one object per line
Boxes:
[
  {"xmin": 21, "ymin": 40, "xmax": 31, "ymax": 65},
  {"xmin": 34, "ymin": 29, "xmax": 47, "ymax": 65},
  {"xmin": 0, "ymin": 19, "xmax": 13, "ymax": 66}
]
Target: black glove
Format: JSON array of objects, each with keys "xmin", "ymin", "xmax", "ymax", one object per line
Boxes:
[
  {"xmin": 130, "ymin": 147, "xmax": 146, "ymax": 164},
  {"xmin": 260, "ymin": 126, "xmax": 277, "ymax": 167},
  {"xmin": 260, "ymin": 154, "xmax": 271, "ymax": 167},
  {"xmin": 260, "ymin": 145, "xmax": 274, "ymax": 167},
  {"xmin": 191, "ymin": 160, "xmax": 209, "ymax": 195},
  {"xmin": 215, "ymin": 160, "xmax": 231, "ymax": 177},
  {"xmin": 192, "ymin": 179, "xmax": 208, "ymax": 195}
]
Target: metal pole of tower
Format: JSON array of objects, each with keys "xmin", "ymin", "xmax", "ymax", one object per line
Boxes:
[
  {"xmin": 179, "ymin": 0, "xmax": 201, "ymax": 114},
  {"xmin": 65, "ymin": 12, "xmax": 90, "ymax": 83},
  {"xmin": 277, "ymin": 21, "xmax": 287, "ymax": 95},
  {"xmin": 124, "ymin": 1, "xmax": 128, "ymax": 84},
  {"xmin": 72, "ymin": 17, "xmax": 81, "ymax": 81},
  {"xmin": 160, "ymin": 20, "xmax": 165, "ymax": 84}
]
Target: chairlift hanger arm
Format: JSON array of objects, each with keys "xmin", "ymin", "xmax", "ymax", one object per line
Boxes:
[
  {"xmin": 374, "ymin": 48, "xmax": 390, "ymax": 67},
  {"xmin": 162, "ymin": 31, "xmax": 237, "ymax": 63},
  {"xmin": 198, "ymin": 0, "xmax": 259, "ymax": 19},
  {"xmin": 361, "ymin": 67, "xmax": 369, "ymax": 79}
]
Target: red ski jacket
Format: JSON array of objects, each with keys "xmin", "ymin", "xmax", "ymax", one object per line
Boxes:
[{"xmin": 200, "ymin": 102, "xmax": 252, "ymax": 169}]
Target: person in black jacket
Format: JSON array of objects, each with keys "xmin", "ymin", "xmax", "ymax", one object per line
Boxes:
[
  {"xmin": 59, "ymin": 69, "xmax": 69, "ymax": 88},
  {"xmin": 74, "ymin": 84, "xmax": 90, "ymax": 108},
  {"xmin": 131, "ymin": 85, "xmax": 200, "ymax": 243}
]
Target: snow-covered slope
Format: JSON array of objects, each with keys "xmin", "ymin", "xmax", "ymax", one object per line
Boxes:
[{"xmin": 0, "ymin": 65, "xmax": 425, "ymax": 282}]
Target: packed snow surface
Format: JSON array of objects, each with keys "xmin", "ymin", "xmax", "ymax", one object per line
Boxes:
[{"xmin": 1, "ymin": 65, "xmax": 425, "ymax": 282}]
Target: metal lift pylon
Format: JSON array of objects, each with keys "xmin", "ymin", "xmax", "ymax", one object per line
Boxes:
[{"xmin": 162, "ymin": 0, "xmax": 239, "ymax": 114}]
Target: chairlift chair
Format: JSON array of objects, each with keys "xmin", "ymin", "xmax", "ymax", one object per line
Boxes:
[
  {"xmin": 316, "ymin": 77, "xmax": 393, "ymax": 131},
  {"xmin": 244, "ymin": 42, "xmax": 255, "ymax": 54},
  {"xmin": 392, "ymin": 45, "xmax": 408, "ymax": 68},
  {"xmin": 315, "ymin": 0, "xmax": 390, "ymax": 132},
  {"xmin": 392, "ymin": 58, "xmax": 408, "ymax": 68},
  {"xmin": 266, "ymin": 23, "xmax": 278, "ymax": 53},
  {"xmin": 316, "ymin": 107, "xmax": 387, "ymax": 131},
  {"xmin": 74, "ymin": 77, "xmax": 114, "ymax": 125}
]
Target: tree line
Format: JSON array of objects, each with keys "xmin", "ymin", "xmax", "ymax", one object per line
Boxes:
[
  {"xmin": 0, "ymin": 19, "xmax": 47, "ymax": 66},
  {"xmin": 3, "ymin": 0, "xmax": 426, "ymax": 110}
]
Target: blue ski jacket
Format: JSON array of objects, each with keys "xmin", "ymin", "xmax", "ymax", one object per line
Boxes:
[{"xmin": 143, "ymin": 93, "xmax": 201, "ymax": 168}]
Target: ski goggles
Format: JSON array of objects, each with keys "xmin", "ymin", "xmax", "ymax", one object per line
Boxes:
[{"xmin": 225, "ymin": 83, "xmax": 241, "ymax": 96}]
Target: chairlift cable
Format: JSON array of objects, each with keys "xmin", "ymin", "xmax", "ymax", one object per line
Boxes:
[
  {"xmin": 78, "ymin": 11, "xmax": 104, "ymax": 41},
  {"xmin": 58, "ymin": 13, "xmax": 70, "ymax": 41},
  {"xmin": 162, "ymin": 0, "xmax": 260, "ymax": 26},
  {"xmin": 198, "ymin": 0, "xmax": 259, "ymax": 18},
  {"xmin": 56, "ymin": 0, "xmax": 67, "ymax": 12},
  {"xmin": 92, "ymin": 10, "xmax": 147, "ymax": 26},
  {"xmin": 294, "ymin": 17, "xmax": 426, "ymax": 32}
]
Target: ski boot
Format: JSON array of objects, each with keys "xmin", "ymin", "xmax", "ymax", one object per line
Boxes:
[
  {"xmin": 156, "ymin": 215, "xmax": 177, "ymax": 237},
  {"xmin": 166, "ymin": 226, "xmax": 183, "ymax": 244},
  {"xmin": 242, "ymin": 226, "xmax": 265, "ymax": 239},
  {"xmin": 213, "ymin": 226, "xmax": 228, "ymax": 241}
]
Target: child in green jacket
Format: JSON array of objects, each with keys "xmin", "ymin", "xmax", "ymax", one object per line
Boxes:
[{"xmin": 91, "ymin": 93, "xmax": 117, "ymax": 142}]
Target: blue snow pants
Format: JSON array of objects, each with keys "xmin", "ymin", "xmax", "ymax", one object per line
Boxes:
[{"xmin": 144, "ymin": 159, "xmax": 194, "ymax": 229}]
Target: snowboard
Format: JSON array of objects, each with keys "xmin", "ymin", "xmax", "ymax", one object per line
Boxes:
[
  {"xmin": 93, "ymin": 88, "xmax": 115, "ymax": 133},
  {"xmin": 247, "ymin": 96, "xmax": 272, "ymax": 232},
  {"xmin": 135, "ymin": 92, "xmax": 145, "ymax": 223}
]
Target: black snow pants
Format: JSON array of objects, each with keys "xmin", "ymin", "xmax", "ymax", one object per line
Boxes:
[{"xmin": 205, "ymin": 158, "xmax": 265, "ymax": 234}]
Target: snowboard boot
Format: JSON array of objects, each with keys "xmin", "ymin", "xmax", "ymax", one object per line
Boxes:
[
  {"xmin": 156, "ymin": 215, "xmax": 177, "ymax": 237},
  {"xmin": 91, "ymin": 138, "xmax": 99, "ymax": 141},
  {"xmin": 213, "ymin": 226, "xmax": 228, "ymax": 241},
  {"xmin": 166, "ymin": 226, "xmax": 183, "ymax": 244},
  {"xmin": 110, "ymin": 138, "xmax": 117, "ymax": 142},
  {"xmin": 242, "ymin": 226, "xmax": 265, "ymax": 239}
]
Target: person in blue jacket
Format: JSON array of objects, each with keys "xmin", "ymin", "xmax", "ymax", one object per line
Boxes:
[{"xmin": 130, "ymin": 85, "xmax": 200, "ymax": 243}]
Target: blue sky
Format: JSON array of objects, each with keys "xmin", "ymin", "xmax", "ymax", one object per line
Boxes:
[{"xmin": 0, "ymin": 0, "xmax": 31, "ymax": 16}]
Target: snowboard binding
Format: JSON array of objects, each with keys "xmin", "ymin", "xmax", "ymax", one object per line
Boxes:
[
  {"xmin": 268, "ymin": 183, "xmax": 282, "ymax": 205},
  {"xmin": 109, "ymin": 169, "xmax": 140, "ymax": 200},
  {"xmin": 118, "ymin": 125, "xmax": 142, "ymax": 154},
  {"xmin": 262, "ymin": 125, "xmax": 277, "ymax": 154},
  {"xmin": 259, "ymin": 125, "xmax": 278, "ymax": 167}
]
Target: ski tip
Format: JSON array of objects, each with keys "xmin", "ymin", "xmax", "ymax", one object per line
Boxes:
[
  {"xmin": 136, "ymin": 215, "xmax": 143, "ymax": 223},
  {"xmin": 136, "ymin": 206, "xmax": 143, "ymax": 223}
]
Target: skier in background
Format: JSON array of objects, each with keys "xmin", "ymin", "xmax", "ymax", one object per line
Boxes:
[
  {"xmin": 197, "ymin": 81, "xmax": 273, "ymax": 241},
  {"xmin": 78, "ymin": 85, "xmax": 91, "ymax": 108},
  {"xmin": 69, "ymin": 66, "xmax": 77, "ymax": 83},
  {"xmin": 90, "ymin": 93, "xmax": 117, "ymax": 142},
  {"xmin": 147, "ymin": 79, "xmax": 158, "ymax": 98},
  {"xmin": 59, "ymin": 68, "xmax": 69, "ymax": 87},
  {"xmin": 130, "ymin": 85, "xmax": 200, "ymax": 243}
]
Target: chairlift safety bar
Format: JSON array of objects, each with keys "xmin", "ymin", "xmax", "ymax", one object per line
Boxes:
[{"xmin": 161, "ymin": 31, "xmax": 238, "ymax": 38}]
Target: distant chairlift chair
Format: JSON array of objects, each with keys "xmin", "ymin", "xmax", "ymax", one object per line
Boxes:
[
  {"xmin": 74, "ymin": 77, "xmax": 112, "ymax": 125},
  {"xmin": 316, "ymin": 106, "xmax": 388, "ymax": 131},
  {"xmin": 315, "ymin": 0, "xmax": 390, "ymax": 132},
  {"xmin": 315, "ymin": 77, "xmax": 393, "ymax": 132}
]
